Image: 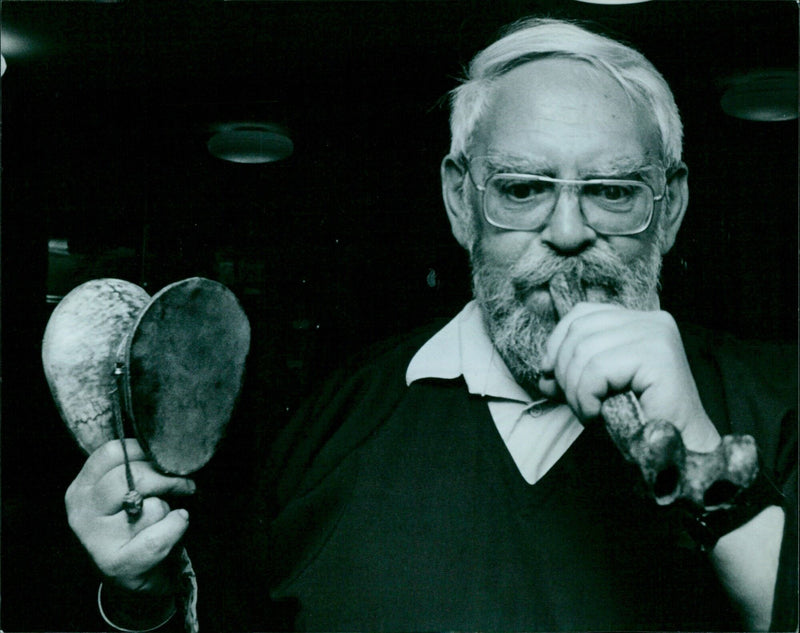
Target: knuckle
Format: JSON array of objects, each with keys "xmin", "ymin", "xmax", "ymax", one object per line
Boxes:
[
  {"xmin": 565, "ymin": 318, "xmax": 582, "ymax": 340},
  {"xmin": 65, "ymin": 492, "xmax": 91, "ymax": 532},
  {"xmin": 583, "ymin": 355, "xmax": 604, "ymax": 376},
  {"xmin": 570, "ymin": 344, "xmax": 596, "ymax": 375},
  {"xmin": 64, "ymin": 481, "xmax": 78, "ymax": 509},
  {"xmin": 94, "ymin": 439, "xmax": 121, "ymax": 462}
]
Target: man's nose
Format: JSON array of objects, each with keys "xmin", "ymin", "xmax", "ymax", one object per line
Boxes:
[{"xmin": 538, "ymin": 186, "xmax": 597, "ymax": 253}]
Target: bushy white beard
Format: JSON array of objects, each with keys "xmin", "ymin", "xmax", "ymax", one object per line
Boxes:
[{"xmin": 471, "ymin": 238, "xmax": 663, "ymax": 392}]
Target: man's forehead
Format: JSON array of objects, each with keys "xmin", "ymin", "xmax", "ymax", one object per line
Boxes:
[{"xmin": 469, "ymin": 58, "xmax": 663, "ymax": 171}]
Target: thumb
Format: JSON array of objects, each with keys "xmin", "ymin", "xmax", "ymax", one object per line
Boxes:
[{"xmin": 119, "ymin": 509, "xmax": 190, "ymax": 578}]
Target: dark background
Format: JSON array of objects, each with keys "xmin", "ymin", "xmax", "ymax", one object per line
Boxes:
[{"xmin": 1, "ymin": 1, "xmax": 797, "ymax": 631}]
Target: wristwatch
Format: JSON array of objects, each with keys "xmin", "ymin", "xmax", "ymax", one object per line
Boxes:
[{"xmin": 681, "ymin": 466, "xmax": 786, "ymax": 552}]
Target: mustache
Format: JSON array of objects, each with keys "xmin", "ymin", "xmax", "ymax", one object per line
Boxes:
[
  {"xmin": 470, "ymin": 238, "xmax": 662, "ymax": 387},
  {"xmin": 508, "ymin": 244, "xmax": 630, "ymax": 303}
]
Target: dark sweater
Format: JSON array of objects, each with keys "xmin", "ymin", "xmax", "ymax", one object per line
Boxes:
[{"xmin": 225, "ymin": 322, "xmax": 797, "ymax": 632}]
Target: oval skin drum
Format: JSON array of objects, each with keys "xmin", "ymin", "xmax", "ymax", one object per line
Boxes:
[
  {"xmin": 42, "ymin": 278, "xmax": 152, "ymax": 455},
  {"xmin": 42, "ymin": 277, "xmax": 251, "ymax": 476},
  {"xmin": 123, "ymin": 277, "xmax": 251, "ymax": 475}
]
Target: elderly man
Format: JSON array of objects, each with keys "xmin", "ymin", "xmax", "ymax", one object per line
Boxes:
[{"xmin": 66, "ymin": 17, "xmax": 796, "ymax": 632}]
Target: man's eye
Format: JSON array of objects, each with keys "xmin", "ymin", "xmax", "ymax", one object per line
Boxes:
[
  {"xmin": 585, "ymin": 183, "xmax": 635, "ymax": 201},
  {"xmin": 496, "ymin": 179, "xmax": 551, "ymax": 201}
]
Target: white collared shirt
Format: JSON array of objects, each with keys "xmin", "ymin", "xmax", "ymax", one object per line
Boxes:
[{"xmin": 406, "ymin": 301, "xmax": 583, "ymax": 485}]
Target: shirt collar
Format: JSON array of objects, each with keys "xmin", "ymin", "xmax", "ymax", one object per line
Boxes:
[{"xmin": 406, "ymin": 301, "xmax": 533, "ymax": 403}]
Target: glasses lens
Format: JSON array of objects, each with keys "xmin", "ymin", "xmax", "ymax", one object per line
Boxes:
[
  {"xmin": 483, "ymin": 174, "xmax": 653, "ymax": 234},
  {"xmin": 581, "ymin": 181, "xmax": 653, "ymax": 234},
  {"xmin": 484, "ymin": 174, "xmax": 556, "ymax": 230}
]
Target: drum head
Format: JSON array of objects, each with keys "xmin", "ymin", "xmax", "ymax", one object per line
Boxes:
[
  {"xmin": 124, "ymin": 277, "xmax": 250, "ymax": 475},
  {"xmin": 42, "ymin": 279, "xmax": 151, "ymax": 454}
]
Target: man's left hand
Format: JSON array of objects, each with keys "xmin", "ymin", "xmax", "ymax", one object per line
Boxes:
[{"xmin": 537, "ymin": 302, "xmax": 721, "ymax": 453}]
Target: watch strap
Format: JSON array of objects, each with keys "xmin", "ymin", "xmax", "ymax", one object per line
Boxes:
[{"xmin": 680, "ymin": 465, "xmax": 786, "ymax": 552}]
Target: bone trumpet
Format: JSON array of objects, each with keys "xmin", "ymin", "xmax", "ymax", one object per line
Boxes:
[{"xmin": 548, "ymin": 273, "xmax": 759, "ymax": 509}]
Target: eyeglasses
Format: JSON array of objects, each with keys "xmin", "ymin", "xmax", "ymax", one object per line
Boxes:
[{"xmin": 464, "ymin": 157, "xmax": 667, "ymax": 236}]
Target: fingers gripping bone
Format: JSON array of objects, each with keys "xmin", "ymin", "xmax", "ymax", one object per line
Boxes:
[{"xmin": 548, "ymin": 272, "xmax": 759, "ymax": 509}]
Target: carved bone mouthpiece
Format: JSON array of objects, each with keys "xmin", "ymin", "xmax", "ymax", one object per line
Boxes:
[{"xmin": 547, "ymin": 272, "xmax": 759, "ymax": 509}]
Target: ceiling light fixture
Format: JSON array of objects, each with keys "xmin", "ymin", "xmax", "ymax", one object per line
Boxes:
[
  {"xmin": 573, "ymin": 0, "xmax": 651, "ymax": 4},
  {"xmin": 1, "ymin": 27, "xmax": 40, "ymax": 57},
  {"xmin": 207, "ymin": 122, "xmax": 294, "ymax": 164},
  {"xmin": 720, "ymin": 70, "xmax": 798, "ymax": 122}
]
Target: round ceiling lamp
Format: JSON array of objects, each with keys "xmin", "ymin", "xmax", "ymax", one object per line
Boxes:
[
  {"xmin": 207, "ymin": 122, "xmax": 294, "ymax": 164},
  {"xmin": 720, "ymin": 70, "xmax": 798, "ymax": 122},
  {"xmin": 573, "ymin": 0, "xmax": 650, "ymax": 4}
]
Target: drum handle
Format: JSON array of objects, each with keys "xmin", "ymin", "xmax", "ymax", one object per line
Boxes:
[{"xmin": 112, "ymin": 361, "xmax": 143, "ymax": 522}]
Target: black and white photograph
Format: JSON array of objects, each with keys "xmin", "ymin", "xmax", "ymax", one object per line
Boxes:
[{"xmin": 1, "ymin": 1, "xmax": 797, "ymax": 631}]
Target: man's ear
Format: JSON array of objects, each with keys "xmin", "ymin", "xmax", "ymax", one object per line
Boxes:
[
  {"xmin": 658, "ymin": 162, "xmax": 689, "ymax": 254},
  {"xmin": 441, "ymin": 154, "xmax": 477, "ymax": 251}
]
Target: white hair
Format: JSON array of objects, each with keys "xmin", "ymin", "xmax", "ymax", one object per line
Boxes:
[{"xmin": 448, "ymin": 18, "xmax": 683, "ymax": 171}]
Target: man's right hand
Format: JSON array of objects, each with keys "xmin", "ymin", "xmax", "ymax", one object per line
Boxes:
[{"xmin": 65, "ymin": 439, "xmax": 196, "ymax": 595}]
